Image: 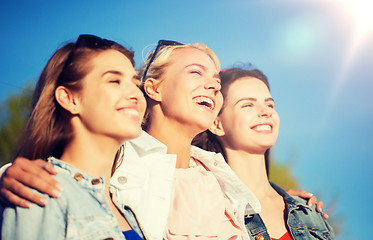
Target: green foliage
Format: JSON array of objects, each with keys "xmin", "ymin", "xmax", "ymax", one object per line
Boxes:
[
  {"xmin": 268, "ymin": 159, "xmax": 299, "ymax": 190},
  {"xmin": 0, "ymin": 85, "xmax": 33, "ymax": 165}
]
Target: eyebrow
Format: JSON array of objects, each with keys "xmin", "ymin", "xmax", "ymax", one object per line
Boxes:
[
  {"xmin": 185, "ymin": 63, "xmax": 220, "ymax": 79},
  {"xmin": 185, "ymin": 63, "xmax": 206, "ymax": 70},
  {"xmin": 235, "ymin": 97, "xmax": 275, "ymax": 106},
  {"xmin": 101, "ymin": 70, "xmax": 124, "ymax": 77}
]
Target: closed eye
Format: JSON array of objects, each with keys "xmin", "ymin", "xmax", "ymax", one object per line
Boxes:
[
  {"xmin": 242, "ymin": 103, "xmax": 254, "ymax": 108},
  {"xmin": 190, "ymin": 70, "xmax": 202, "ymax": 76},
  {"xmin": 109, "ymin": 80, "xmax": 120, "ymax": 84}
]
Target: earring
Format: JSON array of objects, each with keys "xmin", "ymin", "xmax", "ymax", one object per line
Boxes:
[{"xmin": 74, "ymin": 107, "xmax": 78, "ymax": 112}]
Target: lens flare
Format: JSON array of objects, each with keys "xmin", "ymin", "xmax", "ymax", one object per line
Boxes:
[
  {"xmin": 319, "ymin": 0, "xmax": 373, "ymax": 130},
  {"xmin": 341, "ymin": 0, "xmax": 373, "ymax": 38}
]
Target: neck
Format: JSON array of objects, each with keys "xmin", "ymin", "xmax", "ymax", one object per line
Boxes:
[
  {"xmin": 225, "ymin": 148, "xmax": 274, "ymax": 199},
  {"xmin": 147, "ymin": 110, "xmax": 199, "ymax": 169},
  {"xmin": 60, "ymin": 124, "xmax": 122, "ymax": 187}
]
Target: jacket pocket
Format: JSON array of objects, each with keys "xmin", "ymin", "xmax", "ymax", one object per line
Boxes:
[
  {"xmin": 309, "ymin": 227, "xmax": 333, "ymax": 240},
  {"xmin": 66, "ymin": 214, "xmax": 121, "ymax": 240}
]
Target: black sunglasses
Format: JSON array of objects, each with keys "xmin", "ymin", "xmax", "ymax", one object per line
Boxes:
[
  {"xmin": 141, "ymin": 40, "xmax": 183, "ymax": 82},
  {"xmin": 62, "ymin": 34, "xmax": 115, "ymax": 72}
]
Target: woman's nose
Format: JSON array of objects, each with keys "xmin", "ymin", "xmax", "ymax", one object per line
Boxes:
[
  {"xmin": 257, "ymin": 106, "xmax": 272, "ymax": 118},
  {"xmin": 204, "ymin": 77, "xmax": 221, "ymax": 94},
  {"xmin": 125, "ymin": 82, "xmax": 144, "ymax": 103}
]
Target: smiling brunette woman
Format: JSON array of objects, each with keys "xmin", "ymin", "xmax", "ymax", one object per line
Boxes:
[
  {"xmin": 193, "ymin": 67, "xmax": 335, "ymax": 240},
  {"xmin": 0, "ymin": 35, "xmax": 147, "ymax": 240}
]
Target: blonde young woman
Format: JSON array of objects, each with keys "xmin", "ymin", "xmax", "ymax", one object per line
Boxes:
[
  {"xmin": 194, "ymin": 67, "xmax": 335, "ymax": 240},
  {"xmin": 0, "ymin": 34, "xmax": 147, "ymax": 239},
  {"xmin": 0, "ymin": 41, "xmax": 324, "ymax": 240}
]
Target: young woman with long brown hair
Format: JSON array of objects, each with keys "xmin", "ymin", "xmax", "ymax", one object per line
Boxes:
[
  {"xmin": 1, "ymin": 34, "xmax": 147, "ymax": 240},
  {"xmin": 193, "ymin": 67, "xmax": 335, "ymax": 240}
]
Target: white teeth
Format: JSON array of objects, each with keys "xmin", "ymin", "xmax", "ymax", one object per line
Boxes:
[
  {"xmin": 253, "ymin": 125, "xmax": 271, "ymax": 131},
  {"xmin": 193, "ymin": 96, "xmax": 214, "ymax": 110},
  {"xmin": 119, "ymin": 108, "xmax": 139, "ymax": 116}
]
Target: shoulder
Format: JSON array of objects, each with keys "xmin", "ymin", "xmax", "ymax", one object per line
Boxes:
[
  {"xmin": 1, "ymin": 192, "xmax": 66, "ymax": 239},
  {"xmin": 284, "ymin": 195, "xmax": 335, "ymax": 239}
]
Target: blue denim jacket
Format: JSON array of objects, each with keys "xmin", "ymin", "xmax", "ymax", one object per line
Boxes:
[
  {"xmin": 245, "ymin": 183, "xmax": 335, "ymax": 240},
  {"xmin": 0, "ymin": 157, "xmax": 146, "ymax": 240}
]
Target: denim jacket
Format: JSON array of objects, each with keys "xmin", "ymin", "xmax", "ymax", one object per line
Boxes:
[
  {"xmin": 110, "ymin": 131, "xmax": 261, "ymax": 240},
  {"xmin": 1, "ymin": 157, "xmax": 146, "ymax": 240},
  {"xmin": 244, "ymin": 183, "xmax": 335, "ymax": 240}
]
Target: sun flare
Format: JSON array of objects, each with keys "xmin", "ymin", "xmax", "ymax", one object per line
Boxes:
[{"xmin": 340, "ymin": 0, "xmax": 373, "ymax": 38}]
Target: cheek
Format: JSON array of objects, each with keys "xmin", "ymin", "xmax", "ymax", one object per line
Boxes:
[
  {"xmin": 216, "ymin": 94, "xmax": 224, "ymax": 111},
  {"xmin": 236, "ymin": 113, "xmax": 252, "ymax": 130},
  {"xmin": 273, "ymin": 112, "xmax": 280, "ymax": 127},
  {"xmin": 222, "ymin": 111, "xmax": 243, "ymax": 133},
  {"xmin": 139, "ymin": 97, "xmax": 147, "ymax": 118}
]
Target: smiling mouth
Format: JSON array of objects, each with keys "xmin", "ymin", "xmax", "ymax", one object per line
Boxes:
[
  {"xmin": 193, "ymin": 96, "xmax": 215, "ymax": 111},
  {"xmin": 251, "ymin": 124, "xmax": 272, "ymax": 132},
  {"xmin": 118, "ymin": 108, "xmax": 140, "ymax": 118}
]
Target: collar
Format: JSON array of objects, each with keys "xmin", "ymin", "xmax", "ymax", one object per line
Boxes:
[
  {"xmin": 127, "ymin": 130, "xmax": 169, "ymax": 155},
  {"xmin": 270, "ymin": 182, "xmax": 311, "ymax": 211},
  {"xmin": 48, "ymin": 157, "xmax": 105, "ymax": 190}
]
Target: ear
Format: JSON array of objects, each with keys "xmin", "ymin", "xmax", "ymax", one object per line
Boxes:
[
  {"xmin": 209, "ymin": 117, "xmax": 225, "ymax": 137},
  {"xmin": 144, "ymin": 78, "xmax": 162, "ymax": 102},
  {"xmin": 55, "ymin": 86, "xmax": 80, "ymax": 114}
]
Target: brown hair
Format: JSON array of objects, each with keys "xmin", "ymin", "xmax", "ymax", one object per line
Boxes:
[{"xmin": 16, "ymin": 36, "xmax": 134, "ymax": 161}]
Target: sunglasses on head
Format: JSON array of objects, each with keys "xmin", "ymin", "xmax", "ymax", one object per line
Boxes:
[
  {"xmin": 62, "ymin": 34, "xmax": 115, "ymax": 72},
  {"xmin": 141, "ymin": 40, "xmax": 183, "ymax": 82}
]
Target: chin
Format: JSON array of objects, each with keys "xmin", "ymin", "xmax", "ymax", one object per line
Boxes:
[
  {"xmin": 118, "ymin": 129, "xmax": 142, "ymax": 142},
  {"xmin": 260, "ymin": 143, "xmax": 275, "ymax": 150},
  {"xmin": 196, "ymin": 121, "xmax": 214, "ymax": 134}
]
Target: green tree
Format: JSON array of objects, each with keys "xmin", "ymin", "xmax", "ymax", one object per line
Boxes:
[
  {"xmin": 0, "ymin": 85, "xmax": 33, "ymax": 165},
  {"xmin": 268, "ymin": 159, "xmax": 298, "ymax": 190}
]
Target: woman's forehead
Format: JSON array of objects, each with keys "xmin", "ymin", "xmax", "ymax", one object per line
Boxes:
[{"xmin": 169, "ymin": 47, "xmax": 217, "ymax": 69}]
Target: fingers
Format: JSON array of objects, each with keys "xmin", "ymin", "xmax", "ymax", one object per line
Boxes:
[
  {"xmin": 313, "ymin": 199, "xmax": 329, "ymax": 219},
  {"xmin": 12, "ymin": 158, "xmax": 62, "ymax": 196},
  {"xmin": 287, "ymin": 189, "xmax": 318, "ymax": 207},
  {"xmin": 287, "ymin": 189, "xmax": 314, "ymax": 200},
  {"xmin": 0, "ymin": 179, "xmax": 45, "ymax": 208},
  {"xmin": 34, "ymin": 159, "xmax": 58, "ymax": 175},
  {"xmin": 289, "ymin": 189, "xmax": 317, "ymax": 207},
  {"xmin": 0, "ymin": 188, "xmax": 31, "ymax": 208},
  {"xmin": 1, "ymin": 157, "xmax": 62, "ymax": 207},
  {"xmin": 287, "ymin": 188, "xmax": 329, "ymax": 219},
  {"xmin": 307, "ymin": 195, "xmax": 318, "ymax": 207}
]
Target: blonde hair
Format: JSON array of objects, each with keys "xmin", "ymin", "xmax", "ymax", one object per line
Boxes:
[
  {"xmin": 139, "ymin": 42, "xmax": 220, "ymax": 130},
  {"xmin": 139, "ymin": 43, "xmax": 220, "ymax": 82}
]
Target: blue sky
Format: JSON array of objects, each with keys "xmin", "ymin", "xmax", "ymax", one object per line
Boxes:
[{"xmin": 1, "ymin": 0, "xmax": 372, "ymax": 239}]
